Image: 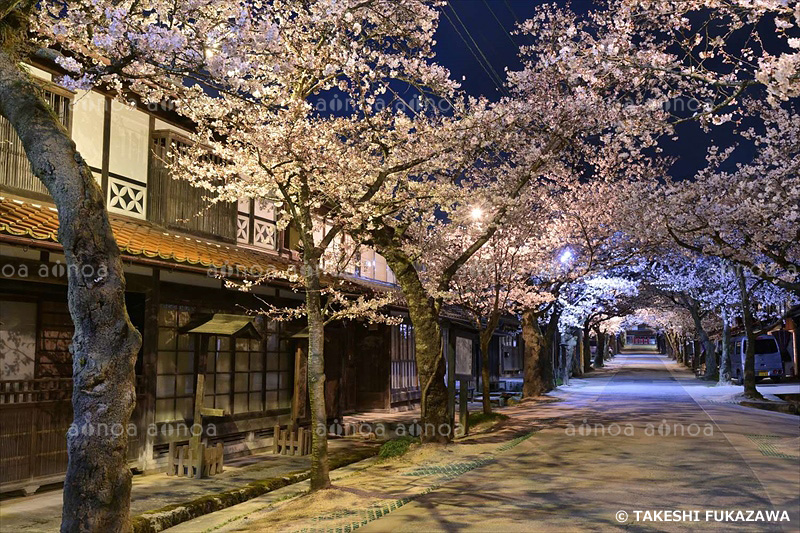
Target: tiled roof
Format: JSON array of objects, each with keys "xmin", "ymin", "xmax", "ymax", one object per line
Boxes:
[{"xmin": 0, "ymin": 193, "xmax": 290, "ymax": 275}]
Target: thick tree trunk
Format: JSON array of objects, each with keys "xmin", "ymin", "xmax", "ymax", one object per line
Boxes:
[
  {"xmin": 736, "ymin": 271, "xmax": 762, "ymax": 399},
  {"xmin": 383, "ymin": 252, "xmax": 449, "ymax": 442},
  {"xmin": 522, "ymin": 310, "xmax": 553, "ymax": 397},
  {"xmin": 582, "ymin": 323, "xmax": 593, "ymax": 373},
  {"xmin": 304, "ymin": 267, "xmax": 330, "ymax": 490},
  {"xmin": 0, "ymin": 50, "xmax": 141, "ymax": 532},
  {"xmin": 718, "ymin": 308, "xmax": 732, "ymax": 385},
  {"xmin": 572, "ymin": 330, "xmax": 583, "ymax": 377},
  {"xmin": 593, "ymin": 328, "xmax": 605, "ymax": 368},
  {"xmin": 689, "ymin": 305, "xmax": 717, "ymax": 379},
  {"xmin": 479, "ymin": 311, "xmax": 501, "ymax": 414}
]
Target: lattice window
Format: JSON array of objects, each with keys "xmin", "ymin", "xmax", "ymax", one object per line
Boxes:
[
  {"xmin": 155, "ymin": 307, "xmax": 292, "ymax": 423},
  {"xmin": 1, "ymin": 84, "xmax": 72, "ymax": 196},
  {"xmin": 149, "ymin": 131, "xmax": 237, "ymax": 240},
  {"xmin": 391, "ymin": 323, "xmax": 418, "ymax": 391},
  {"xmin": 155, "ymin": 305, "xmax": 195, "ymax": 423}
]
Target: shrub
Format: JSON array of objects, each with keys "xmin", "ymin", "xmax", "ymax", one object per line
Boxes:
[
  {"xmin": 467, "ymin": 412, "xmax": 509, "ymax": 427},
  {"xmin": 378, "ymin": 436, "xmax": 419, "ymax": 459}
]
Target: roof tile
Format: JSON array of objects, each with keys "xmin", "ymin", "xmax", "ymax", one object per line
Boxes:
[{"xmin": 0, "ymin": 194, "xmax": 289, "ymax": 276}]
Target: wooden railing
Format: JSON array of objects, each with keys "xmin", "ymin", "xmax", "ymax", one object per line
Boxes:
[{"xmin": 0, "ymin": 378, "xmax": 73, "ymax": 404}]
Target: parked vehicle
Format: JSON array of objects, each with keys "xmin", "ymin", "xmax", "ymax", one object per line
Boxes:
[{"xmin": 729, "ymin": 335, "xmax": 784, "ymax": 384}]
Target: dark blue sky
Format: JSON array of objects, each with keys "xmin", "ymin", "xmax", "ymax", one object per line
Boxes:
[
  {"xmin": 434, "ymin": 1, "xmax": 591, "ymax": 98},
  {"xmin": 431, "ymin": 1, "xmax": 755, "ymax": 180}
]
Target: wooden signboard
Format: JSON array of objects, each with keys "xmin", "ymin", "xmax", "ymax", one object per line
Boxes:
[{"xmin": 455, "ymin": 336, "xmax": 473, "ymax": 378}]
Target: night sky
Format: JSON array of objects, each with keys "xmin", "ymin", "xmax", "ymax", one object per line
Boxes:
[{"xmin": 431, "ymin": 0, "xmax": 755, "ymax": 180}]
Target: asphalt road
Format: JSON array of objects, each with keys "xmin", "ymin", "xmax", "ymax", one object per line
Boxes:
[{"xmin": 360, "ymin": 352, "xmax": 800, "ymax": 532}]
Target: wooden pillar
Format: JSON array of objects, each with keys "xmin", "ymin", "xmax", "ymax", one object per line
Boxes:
[
  {"xmin": 291, "ymin": 342, "xmax": 307, "ymax": 426},
  {"xmin": 190, "ymin": 333, "xmax": 210, "ymax": 478},
  {"xmin": 445, "ymin": 326, "xmax": 456, "ymax": 427},
  {"xmin": 141, "ymin": 268, "xmax": 159, "ymax": 471},
  {"xmin": 458, "ymin": 378, "xmax": 469, "ymax": 437}
]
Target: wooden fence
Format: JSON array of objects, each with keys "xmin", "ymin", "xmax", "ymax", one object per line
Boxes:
[{"xmin": 0, "ymin": 378, "xmax": 144, "ymax": 494}]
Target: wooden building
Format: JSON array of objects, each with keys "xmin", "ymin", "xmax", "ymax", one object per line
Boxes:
[{"xmin": 0, "ymin": 60, "xmax": 422, "ymax": 494}]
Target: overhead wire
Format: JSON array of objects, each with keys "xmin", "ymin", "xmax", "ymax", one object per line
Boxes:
[{"xmin": 440, "ymin": 3, "xmax": 510, "ymax": 97}]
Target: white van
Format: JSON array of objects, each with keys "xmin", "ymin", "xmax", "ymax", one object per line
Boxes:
[{"xmin": 729, "ymin": 335, "xmax": 784, "ymax": 384}]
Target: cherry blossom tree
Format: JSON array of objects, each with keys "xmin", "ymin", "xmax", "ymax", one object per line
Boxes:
[
  {"xmin": 646, "ymin": 254, "xmax": 737, "ymax": 379},
  {"xmin": 559, "ymin": 274, "xmax": 639, "ymax": 369},
  {"xmin": 449, "ymin": 201, "xmax": 581, "ymax": 408},
  {"xmin": 449, "ymin": 225, "xmax": 549, "ymax": 414},
  {"xmin": 657, "ymin": 105, "xmax": 800, "ymax": 295},
  {"xmin": 159, "ymin": 0, "xmax": 478, "ymax": 483},
  {"xmin": 1, "ymin": 4, "xmax": 153, "ymax": 529},
  {"xmin": 34, "ymin": 0, "xmax": 472, "ymax": 514}
]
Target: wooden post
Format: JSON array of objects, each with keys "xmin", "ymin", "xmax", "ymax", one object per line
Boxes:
[
  {"xmin": 458, "ymin": 378, "xmax": 469, "ymax": 437},
  {"xmin": 445, "ymin": 326, "xmax": 456, "ymax": 429},
  {"xmin": 142, "ymin": 268, "xmax": 160, "ymax": 472},
  {"xmin": 190, "ymin": 334, "xmax": 209, "ymax": 479},
  {"xmin": 167, "ymin": 442, "xmax": 175, "ymax": 476},
  {"xmin": 291, "ymin": 343, "xmax": 305, "ymax": 426},
  {"xmin": 177, "ymin": 445, "xmax": 186, "ymax": 477}
]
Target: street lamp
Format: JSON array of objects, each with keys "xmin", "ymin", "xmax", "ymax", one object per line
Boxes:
[
  {"xmin": 470, "ymin": 206, "xmax": 484, "ymax": 221},
  {"xmin": 559, "ymin": 248, "xmax": 574, "ymax": 264}
]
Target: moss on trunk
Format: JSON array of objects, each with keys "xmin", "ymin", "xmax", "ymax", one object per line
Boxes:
[
  {"xmin": 382, "ymin": 250, "xmax": 450, "ymax": 443},
  {"xmin": 522, "ymin": 310, "xmax": 552, "ymax": 397}
]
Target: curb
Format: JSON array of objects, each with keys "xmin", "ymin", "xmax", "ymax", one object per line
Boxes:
[
  {"xmin": 131, "ymin": 447, "xmax": 378, "ymax": 533},
  {"xmin": 739, "ymin": 400, "xmax": 799, "ymax": 416}
]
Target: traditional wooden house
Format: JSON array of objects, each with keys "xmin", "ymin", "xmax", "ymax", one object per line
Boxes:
[{"xmin": 0, "ymin": 60, "xmax": 426, "ymax": 494}]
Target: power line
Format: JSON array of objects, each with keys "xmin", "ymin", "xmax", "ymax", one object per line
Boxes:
[
  {"xmin": 449, "ymin": 3, "xmax": 509, "ymax": 93},
  {"xmin": 482, "ymin": 0, "xmax": 518, "ymax": 47},
  {"xmin": 440, "ymin": 6, "xmax": 506, "ymax": 95},
  {"xmin": 503, "ymin": 0, "xmax": 523, "ymax": 28},
  {"xmin": 443, "ymin": 3, "xmax": 510, "ymax": 97}
]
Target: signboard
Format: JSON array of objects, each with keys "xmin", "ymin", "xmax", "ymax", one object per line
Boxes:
[{"xmin": 455, "ymin": 336, "xmax": 473, "ymax": 378}]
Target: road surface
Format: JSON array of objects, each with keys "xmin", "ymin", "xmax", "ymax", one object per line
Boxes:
[{"xmin": 358, "ymin": 352, "xmax": 800, "ymax": 532}]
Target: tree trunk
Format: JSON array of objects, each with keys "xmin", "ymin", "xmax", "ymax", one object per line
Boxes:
[
  {"xmin": 522, "ymin": 310, "xmax": 552, "ymax": 397},
  {"xmin": 593, "ymin": 328, "xmax": 605, "ymax": 368},
  {"xmin": 304, "ymin": 265, "xmax": 330, "ymax": 490},
  {"xmin": 689, "ymin": 304, "xmax": 717, "ymax": 380},
  {"xmin": 479, "ymin": 323, "xmax": 495, "ymax": 415},
  {"xmin": 383, "ymin": 252, "xmax": 449, "ymax": 442},
  {"xmin": 736, "ymin": 271, "xmax": 762, "ymax": 399},
  {"xmin": 718, "ymin": 308, "xmax": 732, "ymax": 385},
  {"xmin": 582, "ymin": 323, "xmax": 593, "ymax": 373},
  {"xmin": 0, "ymin": 50, "xmax": 141, "ymax": 532},
  {"xmin": 572, "ymin": 330, "xmax": 583, "ymax": 377}
]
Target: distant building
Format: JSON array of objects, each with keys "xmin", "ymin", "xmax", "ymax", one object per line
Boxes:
[{"xmin": 625, "ymin": 325, "xmax": 657, "ymax": 347}]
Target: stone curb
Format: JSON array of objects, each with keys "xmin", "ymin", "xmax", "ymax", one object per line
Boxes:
[
  {"xmin": 131, "ymin": 447, "xmax": 378, "ymax": 533},
  {"xmin": 739, "ymin": 400, "xmax": 799, "ymax": 416}
]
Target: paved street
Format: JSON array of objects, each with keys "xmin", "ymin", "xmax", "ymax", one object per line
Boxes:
[{"xmin": 357, "ymin": 352, "xmax": 800, "ymax": 532}]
